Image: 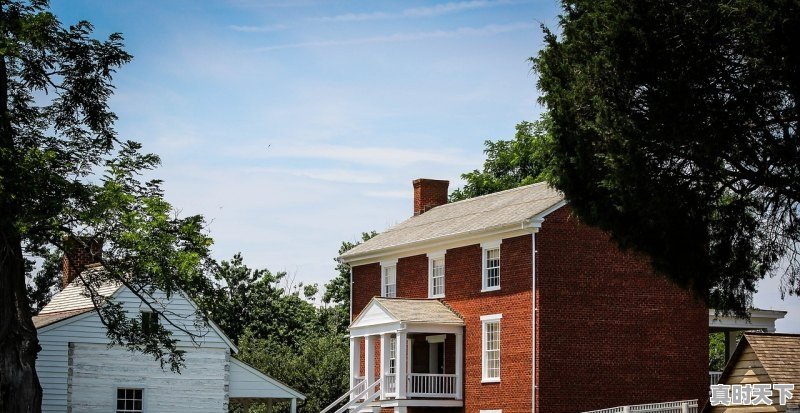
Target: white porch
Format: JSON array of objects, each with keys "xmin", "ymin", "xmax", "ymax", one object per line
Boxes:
[{"xmin": 329, "ymin": 298, "xmax": 465, "ymax": 412}]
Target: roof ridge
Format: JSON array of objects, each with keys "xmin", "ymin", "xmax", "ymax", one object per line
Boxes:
[
  {"xmin": 746, "ymin": 332, "xmax": 800, "ymax": 337},
  {"xmin": 434, "ymin": 181, "xmax": 549, "ymax": 210},
  {"xmin": 381, "ymin": 191, "xmax": 563, "ymax": 233}
]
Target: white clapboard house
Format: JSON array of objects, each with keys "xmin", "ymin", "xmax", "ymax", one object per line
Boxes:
[{"xmin": 33, "ymin": 245, "xmax": 304, "ymax": 413}]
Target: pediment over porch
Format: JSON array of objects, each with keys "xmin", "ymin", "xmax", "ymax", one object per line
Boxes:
[{"xmin": 349, "ymin": 297, "xmax": 464, "ymax": 338}]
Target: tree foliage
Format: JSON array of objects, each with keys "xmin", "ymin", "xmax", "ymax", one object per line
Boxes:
[
  {"xmin": 450, "ymin": 118, "xmax": 554, "ymax": 202},
  {"xmin": 0, "ymin": 1, "xmax": 213, "ymax": 410},
  {"xmin": 200, "ymin": 253, "xmax": 318, "ymax": 348},
  {"xmin": 533, "ymin": 0, "xmax": 800, "ymax": 316},
  {"xmin": 322, "ymin": 231, "xmax": 377, "ymax": 335}
]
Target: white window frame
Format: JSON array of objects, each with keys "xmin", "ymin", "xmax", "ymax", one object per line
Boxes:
[
  {"xmin": 481, "ymin": 314, "xmax": 502, "ymax": 383},
  {"xmin": 115, "ymin": 387, "xmax": 144, "ymax": 413},
  {"xmin": 427, "ymin": 251, "xmax": 446, "ymax": 298},
  {"xmin": 389, "ymin": 335, "xmax": 397, "ymax": 374},
  {"xmin": 380, "ymin": 259, "xmax": 398, "ymax": 298},
  {"xmin": 481, "ymin": 240, "xmax": 502, "ymax": 292}
]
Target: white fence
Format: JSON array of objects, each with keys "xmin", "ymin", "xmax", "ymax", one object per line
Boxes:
[
  {"xmin": 582, "ymin": 400, "xmax": 698, "ymax": 413},
  {"xmin": 709, "ymin": 371, "xmax": 722, "ymax": 386}
]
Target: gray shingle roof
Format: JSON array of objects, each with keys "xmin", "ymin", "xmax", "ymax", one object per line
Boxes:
[
  {"xmin": 341, "ymin": 182, "xmax": 564, "ymax": 260},
  {"xmin": 746, "ymin": 332, "xmax": 800, "ymax": 388},
  {"xmin": 32, "ymin": 308, "xmax": 94, "ymax": 328},
  {"xmin": 39, "ymin": 266, "xmax": 121, "ymax": 316},
  {"xmin": 373, "ymin": 297, "xmax": 464, "ymax": 325}
]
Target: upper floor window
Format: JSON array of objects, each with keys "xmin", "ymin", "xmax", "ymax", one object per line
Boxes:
[
  {"xmin": 481, "ymin": 314, "xmax": 502, "ymax": 382},
  {"xmin": 381, "ymin": 260, "xmax": 397, "ymax": 298},
  {"xmin": 141, "ymin": 311, "xmax": 159, "ymax": 335},
  {"xmin": 116, "ymin": 388, "xmax": 143, "ymax": 413},
  {"xmin": 428, "ymin": 252, "xmax": 445, "ymax": 298},
  {"xmin": 481, "ymin": 240, "xmax": 502, "ymax": 292}
]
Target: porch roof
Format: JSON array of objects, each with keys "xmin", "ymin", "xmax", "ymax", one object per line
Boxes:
[
  {"xmin": 350, "ymin": 298, "xmax": 464, "ymax": 331},
  {"xmin": 708, "ymin": 308, "xmax": 786, "ymax": 332}
]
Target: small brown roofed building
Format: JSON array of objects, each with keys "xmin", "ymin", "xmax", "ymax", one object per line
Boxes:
[{"xmin": 711, "ymin": 332, "xmax": 800, "ymax": 413}]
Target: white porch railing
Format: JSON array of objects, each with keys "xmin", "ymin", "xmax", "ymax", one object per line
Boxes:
[
  {"xmin": 582, "ymin": 400, "xmax": 698, "ymax": 413},
  {"xmin": 709, "ymin": 371, "xmax": 722, "ymax": 386},
  {"xmin": 407, "ymin": 373, "xmax": 457, "ymax": 398},
  {"xmin": 319, "ymin": 376, "xmax": 381, "ymax": 413},
  {"xmin": 384, "ymin": 374, "xmax": 396, "ymax": 396}
]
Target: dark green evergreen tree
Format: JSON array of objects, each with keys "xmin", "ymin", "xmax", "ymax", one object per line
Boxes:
[{"xmin": 533, "ymin": 0, "xmax": 800, "ymax": 315}]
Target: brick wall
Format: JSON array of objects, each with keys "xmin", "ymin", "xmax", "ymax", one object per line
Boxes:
[
  {"xmin": 535, "ymin": 206, "xmax": 709, "ymax": 412},
  {"xmin": 61, "ymin": 237, "xmax": 103, "ymax": 287}
]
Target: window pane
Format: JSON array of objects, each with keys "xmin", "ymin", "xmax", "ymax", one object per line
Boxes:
[
  {"xmin": 431, "ymin": 258, "xmax": 445, "ymax": 296},
  {"xmin": 383, "ymin": 267, "xmax": 397, "ymax": 298},
  {"xmin": 483, "ymin": 320, "xmax": 501, "ymax": 379},
  {"xmin": 117, "ymin": 388, "xmax": 143, "ymax": 413},
  {"xmin": 484, "ymin": 248, "xmax": 500, "ymax": 288}
]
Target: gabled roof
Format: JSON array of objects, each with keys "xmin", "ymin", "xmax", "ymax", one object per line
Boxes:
[
  {"xmin": 340, "ymin": 182, "xmax": 564, "ymax": 262},
  {"xmin": 350, "ymin": 297, "xmax": 464, "ymax": 330},
  {"xmin": 719, "ymin": 332, "xmax": 800, "ymax": 402},
  {"xmin": 32, "ymin": 266, "xmax": 237, "ymax": 353}
]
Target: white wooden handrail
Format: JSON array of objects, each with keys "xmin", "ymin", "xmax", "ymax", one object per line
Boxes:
[{"xmin": 318, "ymin": 377, "xmax": 382, "ymax": 413}]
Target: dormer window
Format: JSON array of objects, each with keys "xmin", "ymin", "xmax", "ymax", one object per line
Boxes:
[
  {"xmin": 381, "ymin": 260, "xmax": 397, "ymax": 298},
  {"xmin": 481, "ymin": 240, "xmax": 502, "ymax": 292},
  {"xmin": 428, "ymin": 252, "xmax": 446, "ymax": 298}
]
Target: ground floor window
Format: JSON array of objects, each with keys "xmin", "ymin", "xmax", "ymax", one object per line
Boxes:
[
  {"xmin": 481, "ymin": 314, "xmax": 502, "ymax": 382},
  {"xmin": 116, "ymin": 388, "xmax": 143, "ymax": 413}
]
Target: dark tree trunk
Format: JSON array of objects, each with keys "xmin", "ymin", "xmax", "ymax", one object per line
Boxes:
[
  {"xmin": 0, "ymin": 229, "xmax": 42, "ymax": 413},
  {"xmin": 0, "ymin": 53, "xmax": 43, "ymax": 412}
]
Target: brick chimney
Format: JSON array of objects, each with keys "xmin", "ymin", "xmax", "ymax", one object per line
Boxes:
[
  {"xmin": 413, "ymin": 178, "xmax": 449, "ymax": 215},
  {"xmin": 62, "ymin": 236, "xmax": 103, "ymax": 287}
]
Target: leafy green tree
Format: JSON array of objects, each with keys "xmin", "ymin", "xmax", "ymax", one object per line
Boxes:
[
  {"xmin": 200, "ymin": 253, "xmax": 318, "ymax": 348},
  {"xmin": 322, "ymin": 231, "xmax": 377, "ymax": 334},
  {"xmin": 237, "ymin": 329, "xmax": 349, "ymax": 413},
  {"xmin": 25, "ymin": 251, "xmax": 61, "ymax": 315},
  {"xmin": 450, "ymin": 118, "xmax": 554, "ymax": 202},
  {"xmin": 0, "ymin": 1, "xmax": 213, "ymax": 410},
  {"xmin": 533, "ymin": 0, "xmax": 800, "ymax": 316}
]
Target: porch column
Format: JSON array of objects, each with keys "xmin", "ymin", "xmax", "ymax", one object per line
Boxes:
[
  {"xmin": 365, "ymin": 335, "xmax": 377, "ymax": 394},
  {"xmin": 455, "ymin": 331, "xmax": 464, "ymax": 400},
  {"xmin": 725, "ymin": 331, "xmax": 738, "ymax": 361},
  {"xmin": 380, "ymin": 333, "xmax": 392, "ymax": 399},
  {"xmin": 349, "ymin": 336, "xmax": 362, "ymax": 397},
  {"xmin": 290, "ymin": 398, "xmax": 297, "ymax": 413},
  {"xmin": 396, "ymin": 331, "xmax": 408, "ymax": 399}
]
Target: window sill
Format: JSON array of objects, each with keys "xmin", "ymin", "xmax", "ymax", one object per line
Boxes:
[
  {"xmin": 481, "ymin": 286, "xmax": 500, "ymax": 293},
  {"xmin": 481, "ymin": 378, "xmax": 501, "ymax": 384},
  {"xmin": 429, "ymin": 294, "xmax": 445, "ymax": 299}
]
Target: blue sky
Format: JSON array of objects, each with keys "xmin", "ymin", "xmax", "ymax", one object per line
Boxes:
[{"xmin": 51, "ymin": 0, "xmax": 798, "ymax": 332}]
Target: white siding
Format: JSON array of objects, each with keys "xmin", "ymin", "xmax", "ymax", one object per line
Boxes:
[
  {"xmin": 69, "ymin": 343, "xmax": 228, "ymax": 413},
  {"xmin": 38, "ymin": 287, "xmax": 231, "ymax": 413}
]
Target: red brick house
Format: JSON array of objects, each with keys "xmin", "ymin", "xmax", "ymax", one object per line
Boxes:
[{"xmin": 333, "ymin": 179, "xmax": 709, "ymax": 413}]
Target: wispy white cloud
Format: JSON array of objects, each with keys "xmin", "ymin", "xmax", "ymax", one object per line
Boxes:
[
  {"xmin": 231, "ymin": 143, "xmax": 477, "ymax": 168},
  {"xmin": 228, "ymin": 24, "xmax": 288, "ymax": 32},
  {"xmin": 313, "ymin": 0, "xmax": 524, "ymax": 22},
  {"xmin": 363, "ymin": 190, "xmax": 411, "ymax": 199},
  {"xmin": 251, "ymin": 167, "xmax": 385, "ymax": 184},
  {"xmin": 254, "ymin": 22, "xmax": 536, "ymax": 51}
]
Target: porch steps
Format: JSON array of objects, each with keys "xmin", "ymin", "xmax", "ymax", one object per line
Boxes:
[{"xmin": 352, "ymin": 402, "xmax": 380, "ymax": 413}]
